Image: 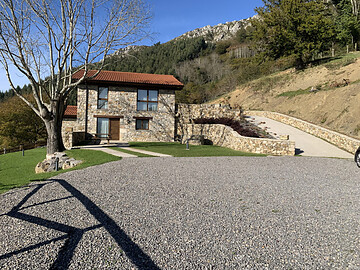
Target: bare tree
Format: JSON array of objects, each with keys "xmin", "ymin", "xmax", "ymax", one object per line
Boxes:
[{"xmin": 0, "ymin": 0, "xmax": 151, "ymax": 154}]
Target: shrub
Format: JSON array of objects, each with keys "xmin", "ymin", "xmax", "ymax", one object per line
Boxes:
[{"xmin": 193, "ymin": 117, "xmax": 260, "ymax": 138}]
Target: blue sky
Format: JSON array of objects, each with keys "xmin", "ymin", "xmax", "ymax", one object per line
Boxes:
[
  {"xmin": 146, "ymin": 0, "xmax": 263, "ymax": 45},
  {"xmin": 0, "ymin": 0, "xmax": 263, "ymax": 92}
]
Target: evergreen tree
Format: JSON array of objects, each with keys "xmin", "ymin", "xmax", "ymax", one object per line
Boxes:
[
  {"xmin": 334, "ymin": 0, "xmax": 360, "ymax": 47},
  {"xmin": 252, "ymin": 0, "xmax": 336, "ymax": 68},
  {"xmin": 102, "ymin": 37, "xmax": 210, "ymax": 75}
]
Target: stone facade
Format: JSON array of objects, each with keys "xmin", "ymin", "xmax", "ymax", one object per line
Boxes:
[
  {"xmin": 62, "ymin": 84, "xmax": 176, "ymax": 148},
  {"xmin": 246, "ymin": 111, "xmax": 360, "ymax": 154},
  {"xmin": 183, "ymin": 124, "xmax": 295, "ymax": 156}
]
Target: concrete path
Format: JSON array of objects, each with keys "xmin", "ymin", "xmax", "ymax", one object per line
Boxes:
[
  {"xmin": 76, "ymin": 144, "xmax": 172, "ymax": 158},
  {"xmin": 247, "ymin": 115, "xmax": 353, "ymax": 159},
  {"xmin": 76, "ymin": 144, "xmax": 137, "ymax": 158},
  {"xmin": 120, "ymin": 147, "xmax": 172, "ymax": 157}
]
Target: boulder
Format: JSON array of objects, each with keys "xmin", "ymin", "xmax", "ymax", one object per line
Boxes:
[
  {"xmin": 35, "ymin": 159, "xmax": 56, "ymax": 174},
  {"xmin": 35, "ymin": 153, "xmax": 82, "ymax": 173},
  {"xmin": 62, "ymin": 159, "xmax": 83, "ymax": 170}
]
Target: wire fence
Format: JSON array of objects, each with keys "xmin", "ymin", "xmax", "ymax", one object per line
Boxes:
[{"xmin": 0, "ymin": 142, "xmax": 47, "ymax": 155}]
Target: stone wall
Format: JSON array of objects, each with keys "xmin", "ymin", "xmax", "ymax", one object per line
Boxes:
[
  {"xmin": 246, "ymin": 111, "xmax": 360, "ymax": 154},
  {"xmin": 177, "ymin": 104, "xmax": 243, "ymax": 123},
  {"xmin": 176, "ymin": 104, "xmax": 242, "ymax": 139},
  {"xmin": 62, "ymin": 127, "xmax": 73, "ymax": 149},
  {"xmin": 183, "ymin": 124, "xmax": 295, "ymax": 156},
  {"xmin": 62, "ymin": 127, "xmax": 85, "ymax": 149}
]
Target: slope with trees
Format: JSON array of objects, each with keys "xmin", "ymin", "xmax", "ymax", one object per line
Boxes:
[
  {"xmin": 251, "ymin": 0, "xmax": 336, "ymax": 69},
  {"xmin": 0, "ymin": 95, "xmax": 46, "ymax": 148}
]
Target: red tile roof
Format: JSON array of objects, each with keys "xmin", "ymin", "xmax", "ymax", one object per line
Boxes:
[
  {"xmin": 64, "ymin": 105, "xmax": 77, "ymax": 118},
  {"xmin": 72, "ymin": 69, "xmax": 184, "ymax": 89}
]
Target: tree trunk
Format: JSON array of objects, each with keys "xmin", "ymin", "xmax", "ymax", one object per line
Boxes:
[
  {"xmin": 45, "ymin": 120, "xmax": 65, "ymax": 154},
  {"xmin": 44, "ymin": 100, "xmax": 66, "ymax": 155},
  {"xmin": 295, "ymin": 57, "xmax": 305, "ymax": 70}
]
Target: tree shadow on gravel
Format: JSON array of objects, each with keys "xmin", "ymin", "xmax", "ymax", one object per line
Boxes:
[{"xmin": 1, "ymin": 179, "xmax": 160, "ymax": 270}]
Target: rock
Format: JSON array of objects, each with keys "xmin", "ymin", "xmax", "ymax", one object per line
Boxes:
[
  {"xmin": 280, "ymin": 135, "xmax": 290, "ymax": 140},
  {"xmin": 35, "ymin": 153, "xmax": 82, "ymax": 173},
  {"xmin": 35, "ymin": 159, "xmax": 56, "ymax": 174},
  {"xmin": 62, "ymin": 159, "xmax": 83, "ymax": 170}
]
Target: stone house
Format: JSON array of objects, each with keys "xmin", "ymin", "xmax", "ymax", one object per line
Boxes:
[{"xmin": 62, "ymin": 69, "xmax": 183, "ymax": 145}]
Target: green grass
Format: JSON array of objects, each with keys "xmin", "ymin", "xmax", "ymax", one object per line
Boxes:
[
  {"xmin": 323, "ymin": 52, "xmax": 360, "ymax": 70},
  {"xmin": 109, "ymin": 147, "xmax": 155, "ymax": 157},
  {"xmin": 0, "ymin": 147, "xmax": 120, "ymax": 194},
  {"xmin": 249, "ymin": 73, "xmax": 290, "ymax": 93},
  {"xmin": 129, "ymin": 142, "xmax": 266, "ymax": 157},
  {"xmin": 277, "ymin": 88, "xmax": 311, "ymax": 98}
]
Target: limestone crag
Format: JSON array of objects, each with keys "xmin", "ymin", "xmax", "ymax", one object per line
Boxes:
[
  {"xmin": 173, "ymin": 16, "xmax": 256, "ymax": 42},
  {"xmin": 111, "ymin": 45, "xmax": 148, "ymax": 57},
  {"xmin": 35, "ymin": 152, "xmax": 83, "ymax": 173}
]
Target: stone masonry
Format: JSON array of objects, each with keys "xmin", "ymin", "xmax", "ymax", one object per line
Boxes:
[
  {"xmin": 63, "ymin": 84, "xmax": 176, "ymax": 147},
  {"xmin": 246, "ymin": 111, "xmax": 360, "ymax": 154},
  {"xmin": 63, "ymin": 101, "xmax": 298, "ymax": 156},
  {"xmin": 182, "ymin": 123, "xmax": 295, "ymax": 156},
  {"xmin": 177, "ymin": 104, "xmax": 295, "ymax": 156}
]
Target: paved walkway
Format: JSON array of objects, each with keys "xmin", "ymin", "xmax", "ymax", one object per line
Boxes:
[
  {"xmin": 121, "ymin": 147, "xmax": 172, "ymax": 157},
  {"xmin": 247, "ymin": 115, "xmax": 353, "ymax": 159},
  {"xmin": 77, "ymin": 144, "xmax": 172, "ymax": 158}
]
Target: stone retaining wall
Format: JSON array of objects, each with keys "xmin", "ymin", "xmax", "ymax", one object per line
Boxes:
[
  {"xmin": 177, "ymin": 104, "xmax": 242, "ymax": 124},
  {"xmin": 183, "ymin": 124, "xmax": 295, "ymax": 156},
  {"xmin": 246, "ymin": 111, "xmax": 360, "ymax": 154},
  {"xmin": 176, "ymin": 103, "xmax": 243, "ymax": 141},
  {"xmin": 63, "ymin": 128, "xmax": 85, "ymax": 149}
]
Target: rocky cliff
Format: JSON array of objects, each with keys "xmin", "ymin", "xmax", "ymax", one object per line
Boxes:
[{"xmin": 173, "ymin": 16, "xmax": 256, "ymax": 42}]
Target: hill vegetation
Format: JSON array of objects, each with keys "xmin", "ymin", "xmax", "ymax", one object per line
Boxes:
[{"xmin": 213, "ymin": 52, "xmax": 360, "ymax": 139}]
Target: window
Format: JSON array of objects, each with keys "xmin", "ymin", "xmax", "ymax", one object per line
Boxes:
[
  {"xmin": 137, "ymin": 89, "xmax": 158, "ymax": 111},
  {"xmin": 96, "ymin": 118, "xmax": 109, "ymax": 137},
  {"xmin": 98, "ymin": 87, "xmax": 108, "ymax": 109},
  {"xmin": 136, "ymin": 119, "xmax": 149, "ymax": 130}
]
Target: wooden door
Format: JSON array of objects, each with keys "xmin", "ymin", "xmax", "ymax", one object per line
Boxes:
[{"xmin": 109, "ymin": 118, "xmax": 120, "ymax": 140}]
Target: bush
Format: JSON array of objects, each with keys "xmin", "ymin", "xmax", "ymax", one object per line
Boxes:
[{"xmin": 193, "ymin": 117, "xmax": 260, "ymax": 138}]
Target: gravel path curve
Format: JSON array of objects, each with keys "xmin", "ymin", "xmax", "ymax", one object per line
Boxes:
[{"xmin": 1, "ymin": 156, "xmax": 360, "ymax": 269}]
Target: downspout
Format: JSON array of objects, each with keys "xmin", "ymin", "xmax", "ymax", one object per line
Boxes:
[{"xmin": 85, "ymin": 82, "xmax": 89, "ymax": 139}]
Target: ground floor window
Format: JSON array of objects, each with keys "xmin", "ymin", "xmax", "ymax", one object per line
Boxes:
[
  {"xmin": 136, "ymin": 119, "xmax": 149, "ymax": 130},
  {"xmin": 97, "ymin": 118, "xmax": 109, "ymax": 137}
]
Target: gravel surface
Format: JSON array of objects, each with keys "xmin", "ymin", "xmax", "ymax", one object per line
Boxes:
[{"xmin": 1, "ymin": 156, "xmax": 360, "ymax": 269}]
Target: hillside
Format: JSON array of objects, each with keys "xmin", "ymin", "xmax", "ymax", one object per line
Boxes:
[{"xmin": 213, "ymin": 53, "xmax": 360, "ymax": 139}]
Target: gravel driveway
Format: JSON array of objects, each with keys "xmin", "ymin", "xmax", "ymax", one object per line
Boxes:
[{"xmin": 1, "ymin": 156, "xmax": 360, "ymax": 269}]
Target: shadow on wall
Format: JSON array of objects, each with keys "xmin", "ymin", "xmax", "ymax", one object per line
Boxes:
[{"xmin": 1, "ymin": 180, "xmax": 160, "ymax": 270}]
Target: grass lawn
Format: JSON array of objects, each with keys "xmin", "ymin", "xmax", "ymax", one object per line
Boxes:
[
  {"xmin": 109, "ymin": 147, "xmax": 155, "ymax": 157},
  {"xmin": 0, "ymin": 147, "xmax": 120, "ymax": 194},
  {"xmin": 129, "ymin": 142, "xmax": 266, "ymax": 157}
]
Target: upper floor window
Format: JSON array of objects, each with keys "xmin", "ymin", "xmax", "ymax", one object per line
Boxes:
[
  {"xmin": 98, "ymin": 87, "xmax": 108, "ymax": 109},
  {"xmin": 137, "ymin": 89, "xmax": 158, "ymax": 111}
]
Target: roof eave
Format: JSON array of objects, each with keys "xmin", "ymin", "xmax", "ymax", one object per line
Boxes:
[{"xmin": 72, "ymin": 79, "xmax": 184, "ymax": 90}]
